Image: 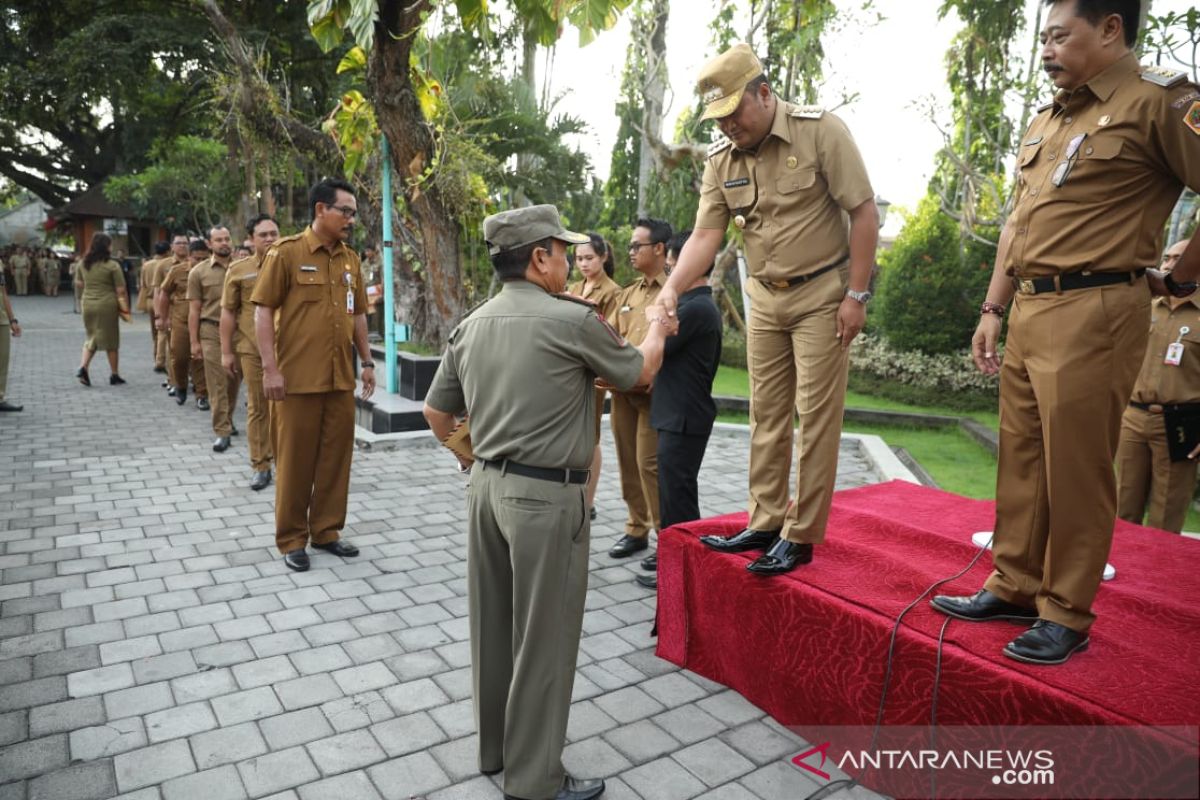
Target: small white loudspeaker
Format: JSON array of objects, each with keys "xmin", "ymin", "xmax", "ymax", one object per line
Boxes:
[{"xmin": 971, "ymin": 532, "xmax": 1116, "ymax": 581}]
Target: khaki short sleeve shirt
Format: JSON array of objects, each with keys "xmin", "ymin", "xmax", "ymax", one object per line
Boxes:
[
  {"xmin": 426, "ymin": 281, "xmax": 643, "ymax": 468},
  {"xmin": 222, "ymin": 255, "xmax": 263, "ymax": 357},
  {"xmin": 568, "ymin": 273, "xmax": 622, "ymax": 321},
  {"xmin": 695, "ymin": 101, "xmax": 874, "ymax": 283},
  {"xmin": 1130, "ymin": 297, "xmax": 1200, "ymax": 405},
  {"xmin": 250, "ymin": 228, "xmax": 367, "ymax": 394},
  {"xmin": 186, "ymin": 258, "xmax": 228, "ymax": 323},
  {"xmin": 1006, "ymin": 54, "xmax": 1200, "ymax": 276},
  {"xmin": 613, "ymin": 272, "xmax": 665, "ymax": 347}
]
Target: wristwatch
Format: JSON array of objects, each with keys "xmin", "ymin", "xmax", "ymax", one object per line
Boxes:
[
  {"xmin": 361, "ymin": 361, "xmax": 375, "ymax": 369},
  {"xmin": 846, "ymin": 288, "xmax": 872, "ymax": 304},
  {"xmin": 1164, "ymin": 272, "xmax": 1198, "ymax": 298}
]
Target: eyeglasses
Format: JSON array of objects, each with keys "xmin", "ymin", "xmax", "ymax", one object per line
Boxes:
[
  {"xmin": 628, "ymin": 242, "xmax": 656, "ymax": 252},
  {"xmin": 328, "ymin": 204, "xmax": 358, "ymax": 219},
  {"xmin": 1051, "ymin": 133, "xmax": 1087, "ymax": 188}
]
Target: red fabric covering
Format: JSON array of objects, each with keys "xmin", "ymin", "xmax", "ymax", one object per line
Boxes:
[{"xmin": 656, "ymin": 481, "xmax": 1200, "ymax": 792}]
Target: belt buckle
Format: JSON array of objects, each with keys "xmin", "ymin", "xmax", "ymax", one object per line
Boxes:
[
  {"xmin": 1017, "ymin": 279, "xmax": 1035, "ymax": 295},
  {"xmin": 769, "ymin": 280, "xmax": 790, "ymax": 290},
  {"xmin": 1150, "ymin": 404, "xmax": 1165, "ymax": 414}
]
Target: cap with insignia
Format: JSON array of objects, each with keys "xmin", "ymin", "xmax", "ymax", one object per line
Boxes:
[
  {"xmin": 483, "ymin": 204, "xmax": 589, "ymax": 256},
  {"xmin": 696, "ymin": 43, "xmax": 764, "ymax": 121}
]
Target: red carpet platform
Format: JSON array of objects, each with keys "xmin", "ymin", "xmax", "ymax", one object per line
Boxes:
[{"xmin": 656, "ymin": 481, "xmax": 1200, "ymax": 798}]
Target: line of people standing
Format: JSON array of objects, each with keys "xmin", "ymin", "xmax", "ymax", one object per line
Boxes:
[{"xmin": 0, "ymin": 246, "xmax": 64, "ymax": 297}]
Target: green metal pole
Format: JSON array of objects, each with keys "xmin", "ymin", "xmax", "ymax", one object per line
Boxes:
[{"xmin": 382, "ymin": 136, "xmax": 397, "ymax": 394}]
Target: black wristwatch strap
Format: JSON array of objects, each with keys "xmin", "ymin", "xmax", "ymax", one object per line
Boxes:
[{"xmin": 361, "ymin": 361, "xmax": 375, "ymax": 368}]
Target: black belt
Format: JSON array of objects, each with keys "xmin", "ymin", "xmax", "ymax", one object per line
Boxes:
[
  {"xmin": 1129, "ymin": 401, "xmax": 1200, "ymax": 414},
  {"xmin": 1012, "ymin": 269, "xmax": 1145, "ymax": 295},
  {"xmin": 759, "ymin": 256, "xmax": 846, "ymax": 290},
  {"xmin": 200, "ymin": 318, "xmax": 219, "ymax": 325},
  {"xmin": 480, "ymin": 459, "xmax": 589, "ymax": 484}
]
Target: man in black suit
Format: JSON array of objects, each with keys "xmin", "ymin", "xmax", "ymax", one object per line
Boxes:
[{"xmin": 637, "ymin": 230, "xmax": 724, "ymax": 589}]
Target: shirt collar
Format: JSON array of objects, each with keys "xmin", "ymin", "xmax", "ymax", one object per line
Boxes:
[
  {"xmin": 767, "ymin": 99, "xmax": 793, "ymax": 145},
  {"xmin": 303, "ymin": 226, "xmax": 346, "ymax": 257},
  {"xmin": 1056, "ymin": 52, "xmax": 1138, "ymax": 108}
]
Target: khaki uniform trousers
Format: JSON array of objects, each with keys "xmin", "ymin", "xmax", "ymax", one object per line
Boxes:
[
  {"xmin": 239, "ymin": 352, "xmax": 273, "ymax": 472},
  {"xmin": 167, "ymin": 305, "xmax": 206, "ymax": 396},
  {"xmin": 984, "ymin": 279, "xmax": 1149, "ymax": 633},
  {"xmin": 45, "ymin": 267, "xmax": 59, "ymax": 296},
  {"xmin": 467, "ymin": 463, "xmax": 589, "ymax": 800},
  {"xmin": 148, "ymin": 309, "xmax": 167, "ymax": 369},
  {"xmin": 270, "ymin": 390, "xmax": 355, "ymax": 554},
  {"xmin": 1116, "ymin": 406, "xmax": 1197, "ymax": 534},
  {"xmin": 609, "ymin": 390, "xmax": 659, "ymax": 537},
  {"xmin": 199, "ymin": 323, "xmax": 239, "ymax": 437},
  {"xmin": 745, "ymin": 267, "xmax": 850, "ymax": 543},
  {"xmin": 13, "ymin": 269, "xmax": 27, "ymax": 295},
  {"xmin": 0, "ymin": 322, "xmax": 10, "ymax": 402}
]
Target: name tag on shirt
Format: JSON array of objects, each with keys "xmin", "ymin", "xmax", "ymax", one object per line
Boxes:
[
  {"xmin": 346, "ymin": 289, "xmax": 355, "ymax": 314},
  {"xmin": 1166, "ymin": 342, "xmax": 1185, "ymax": 366},
  {"xmin": 300, "ymin": 265, "xmax": 318, "ymax": 272}
]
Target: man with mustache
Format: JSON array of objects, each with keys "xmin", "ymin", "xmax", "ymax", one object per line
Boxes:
[
  {"xmin": 932, "ymin": 0, "xmax": 1200, "ymax": 665},
  {"xmin": 189, "ymin": 225, "xmax": 241, "ymax": 452}
]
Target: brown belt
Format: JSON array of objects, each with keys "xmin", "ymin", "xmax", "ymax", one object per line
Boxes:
[{"xmin": 758, "ymin": 256, "xmax": 847, "ymax": 290}]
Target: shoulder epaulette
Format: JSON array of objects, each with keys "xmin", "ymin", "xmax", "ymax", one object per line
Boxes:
[
  {"xmin": 707, "ymin": 136, "xmax": 732, "ymax": 159},
  {"xmin": 1036, "ymin": 100, "xmax": 1055, "ymax": 113},
  {"xmin": 789, "ymin": 105, "xmax": 824, "ymax": 119},
  {"xmin": 274, "ymin": 233, "xmax": 304, "ymax": 245},
  {"xmin": 1141, "ymin": 64, "xmax": 1188, "ymax": 88},
  {"xmin": 553, "ymin": 292, "xmax": 598, "ymax": 311}
]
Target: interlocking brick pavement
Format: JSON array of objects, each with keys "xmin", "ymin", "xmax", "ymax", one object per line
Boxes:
[{"xmin": 0, "ymin": 295, "xmax": 886, "ymax": 799}]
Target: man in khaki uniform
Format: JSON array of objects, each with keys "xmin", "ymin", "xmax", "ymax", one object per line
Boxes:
[
  {"xmin": 10, "ymin": 249, "xmax": 30, "ymax": 296},
  {"xmin": 189, "ymin": 226, "xmax": 240, "ymax": 451},
  {"xmin": 1117, "ymin": 239, "xmax": 1200, "ymax": 533},
  {"xmin": 153, "ymin": 237, "xmax": 189, "ymax": 375},
  {"xmin": 222, "ymin": 214, "xmax": 278, "ymax": 490},
  {"xmin": 607, "ymin": 217, "xmax": 672, "ymax": 560},
  {"xmin": 252, "ymin": 178, "xmax": 374, "ymax": 572},
  {"xmin": 933, "ymin": 0, "xmax": 1200, "ymax": 665},
  {"xmin": 659, "ymin": 43, "xmax": 879, "ymax": 576},
  {"xmin": 157, "ymin": 240, "xmax": 209, "ymax": 407},
  {"xmin": 423, "ymin": 204, "xmax": 671, "ymax": 800},
  {"xmin": 41, "ymin": 251, "xmax": 59, "ymax": 297},
  {"xmin": 0, "ymin": 269, "xmax": 21, "ymax": 412},
  {"xmin": 139, "ymin": 242, "xmax": 170, "ymax": 372}
]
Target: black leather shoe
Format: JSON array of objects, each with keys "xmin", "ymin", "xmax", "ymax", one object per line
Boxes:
[
  {"xmin": 481, "ymin": 766, "xmax": 502, "ymax": 776},
  {"xmin": 1003, "ymin": 620, "xmax": 1089, "ymax": 665},
  {"xmin": 746, "ymin": 539, "xmax": 813, "ymax": 575},
  {"xmin": 635, "ymin": 573, "xmax": 658, "ymax": 589},
  {"xmin": 154, "ymin": 365, "xmax": 167, "ymax": 374},
  {"xmin": 312, "ymin": 539, "xmax": 360, "ymax": 557},
  {"xmin": 931, "ymin": 590, "xmax": 1038, "ymax": 623},
  {"xmin": 589, "ymin": 507, "xmax": 597, "ymax": 521},
  {"xmin": 0, "ymin": 401, "xmax": 22, "ymax": 412},
  {"xmin": 249, "ymin": 470, "xmax": 272, "ymax": 491},
  {"xmin": 505, "ymin": 774, "xmax": 605, "ymax": 800},
  {"xmin": 283, "ymin": 549, "xmax": 310, "ymax": 572},
  {"xmin": 212, "ymin": 436, "xmax": 231, "ymax": 452},
  {"xmin": 699, "ymin": 527, "xmax": 779, "ymax": 553},
  {"xmin": 197, "ymin": 396, "xmax": 210, "ymax": 411},
  {"xmin": 165, "ymin": 383, "xmax": 174, "ymax": 392},
  {"xmin": 75, "ymin": 367, "xmax": 90, "ymax": 387},
  {"xmin": 109, "ymin": 374, "xmax": 126, "ymax": 385},
  {"xmin": 609, "ymin": 534, "xmax": 649, "ymax": 558},
  {"xmin": 230, "ymin": 426, "xmax": 238, "ymax": 436},
  {"xmin": 640, "ymin": 553, "xmax": 657, "ymax": 571},
  {"xmin": 175, "ymin": 389, "xmax": 187, "ymax": 406}
]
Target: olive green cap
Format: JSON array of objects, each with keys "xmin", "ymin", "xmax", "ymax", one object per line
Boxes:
[
  {"xmin": 696, "ymin": 43, "xmax": 764, "ymax": 121},
  {"xmin": 483, "ymin": 205, "xmax": 589, "ymax": 256}
]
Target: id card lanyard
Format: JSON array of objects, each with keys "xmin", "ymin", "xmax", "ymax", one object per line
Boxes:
[
  {"xmin": 344, "ymin": 265, "xmax": 354, "ymax": 314},
  {"xmin": 1165, "ymin": 326, "xmax": 1189, "ymax": 367}
]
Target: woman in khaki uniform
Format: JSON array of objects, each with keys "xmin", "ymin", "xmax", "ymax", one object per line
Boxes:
[
  {"xmin": 75, "ymin": 233, "xmax": 129, "ymax": 386},
  {"xmin": 568, "ymin": 233, "xmax": 621, "ymax": 519}
]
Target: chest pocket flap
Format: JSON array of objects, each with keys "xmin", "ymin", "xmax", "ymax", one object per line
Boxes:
[
  {"xmin": 722, "ymin": 185, "xmax": 756, "ymax": 211},
  {"xmin": 1018, "ymin": 140, "xmax": 1044, "ymax": 168},
  {"xmin": 1080, "ymin": 137, "xmax": 1122, "ymax": 161},
  {"xmin": 296, "ymin": 269, "xmax": 328, "ymax": 286},
  {"xmin": 776, "ymin": 168, "xmax": 817, "ymax": 195}
]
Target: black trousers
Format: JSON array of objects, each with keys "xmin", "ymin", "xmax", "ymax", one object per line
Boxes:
[{"xmin": 656, "ymin": 429, "xmax": 711, "ymax": 530}]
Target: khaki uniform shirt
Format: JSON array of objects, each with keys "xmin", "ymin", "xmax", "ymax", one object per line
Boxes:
[
  {"xmin": 138, "ymin": 257, "xmax": 162, "ymax": 311},
  {"xmin": 251, "ymin": 228, "xmax": 366, "ymax": 394},
  {"xmin": 696, "ymin": 100, "xmax": 874, "ymax": 283},
  {"xmin": 1007, "ymin": 54, "xmax": 1200, "ymax": 277},
  {"xmin": 159, "ymin": 257, "xmax": 195, "ymax": 322},
  {"xmin": 1130, "ymin": 297, "xmax": 1200, "ymax": 405},
  {"xmin": 425, "ymin": 281, "xmax": 644, "ymax": 469},
  {"xmin": 222, "ymin": 254, "xmax": 263, "ymax": 358},
  {"xmin": 10, "ymin": 254, "xmax": 29, "ymax": 272},
  {"xmin": 614, "ymin": 271, "xmax": 666, "ymax": 348},
  {"xmin": 568, "ymin": 273, "xmax": 622, "ymax": 321},
  {"xmin": 186, "ymin": 257, "xmax": 229, "ymax": 324}
]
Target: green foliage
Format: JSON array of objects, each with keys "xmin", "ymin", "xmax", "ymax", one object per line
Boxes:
[
  {"xmin": 104, "ymin": 137, "xmax": 241, "ymax": 234},
  {"xmin": 874, "ymin": 196, "xmax": 995, "ymax": 355},
  {"xmin": 764, "ymin": 0, "xmax": 838, "ymax": 106},
  {"xmin": 720, "ymin": 330, "xmax": 748, "ymax": 370}
]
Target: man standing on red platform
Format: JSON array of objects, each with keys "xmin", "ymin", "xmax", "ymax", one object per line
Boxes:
[{"xmin": 932, "ymin": 0, "xmax": 1200, "ymax": 665}]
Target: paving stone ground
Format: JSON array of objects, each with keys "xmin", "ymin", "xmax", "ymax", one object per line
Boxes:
[{"xmin": 1, "ymin": 294, "xmax": 885, "ymax": 800}]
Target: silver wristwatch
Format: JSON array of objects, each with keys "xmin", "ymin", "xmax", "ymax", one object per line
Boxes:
[{"xmin": 846, "ymin": 288, "xmax": 872, "ymax": 304}]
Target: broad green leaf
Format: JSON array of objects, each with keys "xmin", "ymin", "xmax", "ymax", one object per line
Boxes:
[{"xmin": 337, "ymin": 46, "xmax": 367, "ymax": 74}]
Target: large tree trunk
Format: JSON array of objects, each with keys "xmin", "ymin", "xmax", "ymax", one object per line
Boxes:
[
  {"xmin": 371, "ymin": 0, "xmax": 466, "ymax": 346},
  {"xmin": 636, "ymin": 0, "xmax": 670, "ymax": 218}
]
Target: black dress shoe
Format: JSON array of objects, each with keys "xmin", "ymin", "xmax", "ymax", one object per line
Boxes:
[
  {"xmin": 212, "ymin": 436, "xmax": 231, "ymax": 452},
  {"xmin": 931, "ymin": 589, "xmax": 1038, "ymax": 623},
  {"xmin": 249, "ymin": 470, "xmax": 272, "ymax": 491},
  {"xmin": 746, "ymin": 539, "xmax": 813, "ymax": 575},
  {"xmin": 165, "ymin": 383, "xmax": 174, "ymax": 392},
  {"xmin": 312, "ymin": 539, "xmax": 360, "ymax": 557},
  {"xmin": 109, "ymin": 374, "xmax": 126, "ymax": 385},
  {"xmin": 75, "ymin": 367, "xmax": 90, "ymax": 386},
  {"xmin": 230, "ymin": 426, "xmax": 238, "ymax": 436},
  {"xmin": 480, "ymin": 766, "xmax": 502, "ymax": 776},
  {"xmin": 589, "ymin": 507, "xmax": 597, "ymax": 521},
  {"xmin": 154, "ymin": 365, "xmax": 167, "ymax": 374},
  {"xmin": 1003, "ymin": 620, "xmax": 1089, "ymax": 665},
  {"xmin": 175, "ymin": 389, "xmax": 187, "ymax": 405},
  {"xmin": 609, "ymin": 534, "xmax": 649, "ymax": 558},
  {"xmin": 699, "ymin": 527, "xmax": 779, "ymax": 553},
  {"xmin": 0, "ymin": 401, "xmax": 22, "ymax": 412},
  {"xmin": 505, "ymin": 774, "xmax": 605, "ymax": 800},
  {"xmin": 635, "ymin": 573, "xmax": 657, "ymax": 589},
  {"xmin": 283, "ymin": 549, "xmax": 310, "ymax": 572},
  {"xmin": 197, "ymin": 396, "xmax": 210, "ymax": 411},
  {"xmin": 640, "ymin": 553, "xmax": 657, "ymax": 571}
]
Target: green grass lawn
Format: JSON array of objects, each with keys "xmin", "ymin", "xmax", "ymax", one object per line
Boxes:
[{"xmin": 714, "ymin": 365, "xmax": 1000, "ymax": 429}]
